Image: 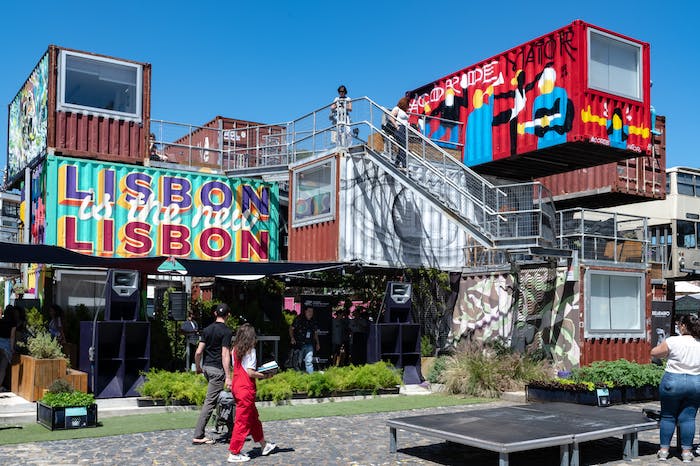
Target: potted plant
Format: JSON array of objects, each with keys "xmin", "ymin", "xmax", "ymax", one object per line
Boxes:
[
  {"xmin": 36, "ymin": 379, "xmax": 97, "ymax": 430},
  {"xmin": 136, "ymin": 368, "xmax": 208, "ymax": 406},
  {"xmin": 12, "ymin": 309, "xmax": 69, "ymax": 402}
]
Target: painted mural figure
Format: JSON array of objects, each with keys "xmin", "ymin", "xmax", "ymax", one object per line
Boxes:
[
  {"xmin": 465, "ymin": 85, "xmax": 495, "ymax": 166},
  {"xmin": 580, "ymin": 104, "xmax": 650, "ymax": 150},
  {"xmin": 491, "ymin": 67, "xmax": 546, "ymax": 156},
  {"xmin": 518, "ymin": 65, "xmax": 574, "ymax": 149},
  {"xmin": 421, "ymin": 85, "xmax": 467, "ymax": 148}
]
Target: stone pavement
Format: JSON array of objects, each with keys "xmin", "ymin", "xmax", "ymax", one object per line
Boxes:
[
  {"xmin": 0, "ymin": 401, "xmax": 688, "ymax": 466},
  {"xmin": 0, "ymin": 397, "xmax": 692, "ymax": 465}
]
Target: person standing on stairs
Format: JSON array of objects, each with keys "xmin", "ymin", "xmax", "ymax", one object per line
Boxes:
[{"xmin": 390, "ymin": 97, "xmax": 410, "ymax": 170}]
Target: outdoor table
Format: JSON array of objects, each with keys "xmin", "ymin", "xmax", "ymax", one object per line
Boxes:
[{"xmin": 387, "ymin": 403, "xmax": 658, "ymax": 466}]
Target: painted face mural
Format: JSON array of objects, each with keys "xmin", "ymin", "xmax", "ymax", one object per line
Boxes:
[{"xmin": 8, "ymin": 53, "xmax": 49, "ymax": 185}]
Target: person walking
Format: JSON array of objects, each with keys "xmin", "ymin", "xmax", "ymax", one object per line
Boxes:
[
  {"xmin": 289, "ymin": 306, "xmax": 320, "ymax": 374},
  {"xmin": 651, "ymin": 313, "xmax": 700, "ymax": 462},
  {"xmin": 192, "ymin": 303, "xmax": 233, "ymax": 445},
  {"xmin": 227, "ymin": 323, "xmax": 276, "ymax": 463}
]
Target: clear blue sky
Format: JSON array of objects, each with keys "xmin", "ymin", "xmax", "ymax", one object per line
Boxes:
[{"xmin": 0, "ymin": 0, "xmax": 695, "ymax": 174}]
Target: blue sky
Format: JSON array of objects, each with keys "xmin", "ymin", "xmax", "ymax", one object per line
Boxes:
[{"xmin": 0, "ymin": 0, "xmax": 695, "ymax": 174}]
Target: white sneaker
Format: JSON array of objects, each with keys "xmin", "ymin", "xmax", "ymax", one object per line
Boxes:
[
  {"xmin": 657, "ymin": 449, "xmax": 669, "ymax": 461},
  {"xmin": 262, "ymin": 442, "xmax": 277, "ymax": 456},
  {"xmin": 227, "ymin": 453, "xmax": 250, "ymax": 463}
]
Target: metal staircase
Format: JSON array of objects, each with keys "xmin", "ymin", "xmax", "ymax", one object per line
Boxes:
[{"xmin": 157, "ymin": 96, "xmax": 559, "ymax": 256}]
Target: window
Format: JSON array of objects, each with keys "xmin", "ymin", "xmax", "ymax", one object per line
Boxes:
[
  {"xmin": 58, "ymin": 51, "xmax": 142, "ymax": 121},
  {"xmin": 677, "ymin": 172, "xmax": 695, "ymax": 196},
  {"xmin": 2, "ymin": 202, "xmax": 19, "ymax": 218},
  {"xmin": 677, "ymin": 221, "xmax": 697, "ymax": 248},
  {"xmin": 586, "ymin": 270, "xmax": 644, "ymax": 338},
  {"xmin": 292, "ymin": 159, "xmax": 336, "ymax": 226},
  {"xmin": 588, "ymin": 29, "xmax": 642, "ymax": 100}
]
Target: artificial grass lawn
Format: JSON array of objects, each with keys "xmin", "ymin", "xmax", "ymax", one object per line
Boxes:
[{"xmin": 0, "ymin": 393, "xmax": 484, "ymax": 445}]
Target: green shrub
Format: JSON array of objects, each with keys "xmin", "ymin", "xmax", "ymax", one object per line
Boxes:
[
  {"xmin": 47, "ymin": 379, "xmax": 74, "ymax": 394},
  {"xmin": 137, "ymin": 369, "xmax": 208, "ymax": 405},
  {"xmin": 442, "ymin": 342, "xmax": 551, "ymax": 398},
  {"xmin": 421, "ymin": 335, "xmax": 435, "ymax": 357},
  {"xmin": 427, "ymin": 355, "xmax": 449, "ymax": 383},
  {"xmin": 256, "ymin": 362, "xmax": 402, "ymax": 402},
  {"xmin": 27, "ymin": 331, "xmax": 66, "ymax": 359},
  {"xmin": 40, "ymin": 391, "xmax": 95, "ymax": 408},
  {"xmin": 570, "ymin": 359, "xmax": 663, "ymax": 388}
]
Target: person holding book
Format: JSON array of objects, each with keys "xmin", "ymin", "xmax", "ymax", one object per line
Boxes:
[{"xmin": 227, "ymin": 324, "xmax": 277, "ymax": 463}]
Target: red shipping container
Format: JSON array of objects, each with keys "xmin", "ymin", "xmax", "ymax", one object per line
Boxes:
[
  {"xmin": 7, "ymin": 45, "xmax": 151, "ymax": 188},
  {"xmin": 407, "ymin": 20, "xmax": 652, "ymax": 180}
]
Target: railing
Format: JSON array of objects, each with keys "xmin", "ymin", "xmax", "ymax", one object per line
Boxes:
[
  {"xmin": 556, "ymin": 208, "xmax": 648, "ymax": 264},
  {"xmin": 150, "ymin": 97, "xmax": 557, "ymax": 248},
  {"xmin": 408, "ymin": 112, "xmax": 465, "ymax": 153}
]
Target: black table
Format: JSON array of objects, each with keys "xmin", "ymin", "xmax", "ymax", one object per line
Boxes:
[{"xmin": 387, "ymin": 403, "xmax": 658, "ymax": 466}]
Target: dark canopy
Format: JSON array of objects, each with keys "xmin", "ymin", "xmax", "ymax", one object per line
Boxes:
[{"xmin": 0, "ymin": 242, "xmax": 343, "ymax": 277}]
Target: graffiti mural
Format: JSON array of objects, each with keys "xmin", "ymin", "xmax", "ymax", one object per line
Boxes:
[
  {"xmin": 30, "ymin": 164, "xmax": 47, "ymax": 244},
  {"xmin": 409, "ymin": 28, "xmax": 577, "ymax": 165},
  {"xmin": 8, "ymin": 53, "xmax": 49, "ymax": 185},
  {"xmin": 44, "ymin": 156, "xmax": 279, "ymax": 261},
  {"xmin": 449, "ymin": 266, "xmax": 581, "ymax": 370},
  {"xmin": 581, "ymin": 104, "xmax": 650, "ymax": 151}
]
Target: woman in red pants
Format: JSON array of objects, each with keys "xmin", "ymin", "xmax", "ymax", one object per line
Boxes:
[{"xmin": 227, "ymin": 324, "xmax": 277, "ymax": 463}]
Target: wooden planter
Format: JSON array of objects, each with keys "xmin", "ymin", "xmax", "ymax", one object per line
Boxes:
[
  {"xmin": 11, "ymin": 355, "xmax": 68, "ymax": 402},
  {"xmin": 37, "ymin": 402, "xmax": 98, "ymax": 430}
]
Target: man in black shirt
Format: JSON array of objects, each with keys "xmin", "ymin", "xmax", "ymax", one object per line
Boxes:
[
  {"xmin": 289, "ymin": 307, "xmax": 320, "ymax": 373},
  {"xmin": 192, "ymin": 303, "xmax": 233, "ymax": 444}
]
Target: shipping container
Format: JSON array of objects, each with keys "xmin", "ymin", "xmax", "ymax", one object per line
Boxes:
[
  {"xmin": 287, "ymin": 152, "xmax": 469, "ymax": 270},
  {"xmin": 7, "ymin": 45, "xmax": 152, "ymax": 188},
  {"xmin": 159, "ymin": 116, "xmax": 285, "ymax": 171},
  {"xmin": 42, "ymin": 155, "xmax": 279, "ymax": 261},
  {"xmin": 407, "ymin": 20, "xmax": 652, "ymax": 180},
  {"xmin": 537, "ymin": 115, "xmax": 666, "ymax": 209}
]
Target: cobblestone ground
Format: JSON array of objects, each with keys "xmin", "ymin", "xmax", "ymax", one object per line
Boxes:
[{"xmin": 0, "ymin": 401, "xmax": 696, "ymax": 465}]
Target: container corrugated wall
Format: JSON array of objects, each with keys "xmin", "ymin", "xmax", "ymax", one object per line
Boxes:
[
  {"xmin": 338, "ymin": 154, "xmax": 468, "ymax": 270},
  {"xmin": 579, "ymin": 265, "xmax": 652, "ymax": 365},
  {"xmin": 537, "ymin": 115, "xmax": 666, "ymax": 209},
  {"xmin": 287, "ymin": 154, "xmax": 341, "ymax": 262},
  {"xmin": 47, "ymin": 46, "xmax": 151, "ymax": 164}
]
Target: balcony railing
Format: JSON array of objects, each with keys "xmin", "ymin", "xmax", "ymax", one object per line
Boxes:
[{"xmin": 556, "ymin": 208, "xmax": 649, "ymax": 264}]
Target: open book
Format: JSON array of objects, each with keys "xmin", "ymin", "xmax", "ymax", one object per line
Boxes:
[{"xmin": 257, "ymin": 360, "xmax": 279, "ymax": 373}]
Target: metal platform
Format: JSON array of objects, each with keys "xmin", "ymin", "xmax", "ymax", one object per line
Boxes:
[{"xmin": 387, "ymin": 403, "xmax": 658, "ymax": 466}]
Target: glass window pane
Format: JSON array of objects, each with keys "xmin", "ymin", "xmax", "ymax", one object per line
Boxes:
[
  {"xmin": 677, "ymin": 221, "xmax": 696, "ymax": 248},
  {"xmin": 589, "ymin": 274, "xmax": 611, "ymax": 330},
  {"xmin": 677, "ymin": 173, "xmax": 695, "ymax": 196},
  {"xmin": 589, "ymin": 31, "xmax": 641, "ymax": 99},
  {"xmin": 64, "ymin": 54, "xmax": 139, "ymax": 115},
  {"xmin": 293, "ymin": 161, "xmax": 334, "ymax": 224},
  {"xmin": 609, "ymin": 275, "xmax": 640, "ymax": 329}
]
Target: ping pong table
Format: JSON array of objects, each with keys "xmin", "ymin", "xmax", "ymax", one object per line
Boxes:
[{"xmin": 387, "ymin": 403, "xmax": 658, "ymax": 466}]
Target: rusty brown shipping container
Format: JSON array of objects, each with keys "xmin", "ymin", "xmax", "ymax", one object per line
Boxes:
[
  {"xmin": 536, "ymin": 116, "xmax": 666, "ymax": 209},
  {"xmin": 7, "ymin": 45, "xmax": 151, "ymax": 187},
  {"xmin": 577, "ymin": 265, "xmax": 652, "ymax": 365}
]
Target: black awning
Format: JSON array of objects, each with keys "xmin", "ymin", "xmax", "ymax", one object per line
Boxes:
[{"xmin": 0, "ymin": 242, "xmax": 343, "ymax": 277}]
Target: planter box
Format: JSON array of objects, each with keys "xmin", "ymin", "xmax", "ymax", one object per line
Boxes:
[
  {"xmin": 36, "ymin": 402, "xmax": 98, "ymax": 430},
  {"xmin": 11, "ymin": 355, "xmax": 68, "ymax": 402},
  {"xmin": 526, "ymin": 385, "xmax": 657, "ymax": 405},
  {"xmin": 136, "ymin": 397, "xmax": 167, "ymax": 407}
]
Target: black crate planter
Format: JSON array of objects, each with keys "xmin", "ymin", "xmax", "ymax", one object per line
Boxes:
[{"xmin": 37, "ymin": 403, "xmax": 98, "ymax": 430}]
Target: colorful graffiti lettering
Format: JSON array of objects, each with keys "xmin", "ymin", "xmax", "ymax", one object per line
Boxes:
[
  {"xmin": 8, "ymin": 53, "xmax": 49, "ymax": 185},
  {"xmin": 47, "ymin": 157, "xmax": 279, "ymax": 261},
  {"xmin": 448, "ymin": 266, "xmax": 580, "ymax": 370}
]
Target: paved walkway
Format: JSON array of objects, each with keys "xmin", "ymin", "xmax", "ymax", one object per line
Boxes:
[{"xmin": 0, "ymin": 398, "xmax": 692, "ymax": 465}]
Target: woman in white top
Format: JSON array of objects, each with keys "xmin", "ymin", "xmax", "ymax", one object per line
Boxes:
[
  {"xmin": 390, "ymin": 97, "xmax": 410, "ymax": 169},
  {"xmin": 651, "ymin": 313, "xmax": 700, "ymax": 462}
]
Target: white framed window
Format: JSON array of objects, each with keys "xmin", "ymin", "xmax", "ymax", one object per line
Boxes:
[
  {"xmin": 58, "ymin": 50, "xmax": 142, "ymax": 121},
  {"xmin": 588, "ymin": 29, "xmax": 642, "ymax": 101},
  {"xmin": 585, "ymin": 269, "xmax": 645, "ymax": 338},
  {"xmin": 292, "ymin": 158, "xmax": 336, "ymax": 227}
]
